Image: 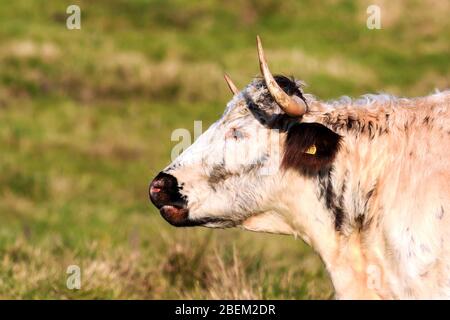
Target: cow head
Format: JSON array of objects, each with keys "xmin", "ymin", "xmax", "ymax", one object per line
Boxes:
[{"xmin": 149, "ymin": 37, "xmax": 342, "ymax": 235}]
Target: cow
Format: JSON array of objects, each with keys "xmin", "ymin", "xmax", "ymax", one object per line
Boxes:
[{"xmin": 149, "ymin": 36, "xmax": 450, "ymax": 299}]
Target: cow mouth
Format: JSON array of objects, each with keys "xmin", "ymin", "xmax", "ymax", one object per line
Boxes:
[
  {"xmin": 159, "ymin": 205, "xmax": 205, "ymax": 227},
  {"xmin": 159, "ymin": 205, "xmax": 237, "ymax": 228},
  {"xmin": 160, "ymin": 205, "xmax": 188, "ymax": 226}
]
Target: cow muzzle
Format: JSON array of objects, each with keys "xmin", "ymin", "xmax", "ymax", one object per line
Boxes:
[{"xmin": 149, "ymin": 172, "xmax": 193, "ymax": 227}]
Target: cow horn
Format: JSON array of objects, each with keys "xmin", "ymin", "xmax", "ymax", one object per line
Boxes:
[
  {"xmin": 256, "ymin": 35, "xmax": 307, "ymax": 117},
  {"xmin": 224, "ymin": 73, "xmax": 239, "ymax": 95}
]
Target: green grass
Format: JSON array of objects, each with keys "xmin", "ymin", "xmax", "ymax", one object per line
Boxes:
[{"xmin": 0, "ymin": 0, "xmax": 448, "ymax": 299}]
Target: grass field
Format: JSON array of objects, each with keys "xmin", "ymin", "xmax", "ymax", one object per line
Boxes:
[{"xmin": 0, "ymin": 0, "xmax": 448, "ymax": 299}]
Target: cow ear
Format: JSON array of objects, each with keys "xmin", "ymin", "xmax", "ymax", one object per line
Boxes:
[{"xmin": 282, "ymin": 123, "xmax": 342, "ymax": 173}]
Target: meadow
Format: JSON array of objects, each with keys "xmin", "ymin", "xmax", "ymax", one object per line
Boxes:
[{"xmin": 0, "ymin": 0, "xmax": 448, "ymax": 299}]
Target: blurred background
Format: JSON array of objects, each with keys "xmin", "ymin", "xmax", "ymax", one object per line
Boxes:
[{"xmin": 0, "ymin": 0, "xmax": 448, "ymax": 299}]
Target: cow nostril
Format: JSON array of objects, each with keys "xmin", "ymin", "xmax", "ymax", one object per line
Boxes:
[
  {"xmin": 151, "ymin": 187, "xmax": 161, "ymax": 193},
  {"xmin": 149, "ymin": 172, "xmax": 186, "ymax": 210},
  {"xmin": 151, "ymin": 179, "xmax": 165, "ymax": 189},
  {"xmin": 149, "ymin": 172, "xmax": 193, "ymax": 226}
]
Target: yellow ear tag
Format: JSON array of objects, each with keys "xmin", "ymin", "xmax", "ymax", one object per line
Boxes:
[{"xmin": 305, "ymin": 144, "xmax": 317, "ymax": 155}]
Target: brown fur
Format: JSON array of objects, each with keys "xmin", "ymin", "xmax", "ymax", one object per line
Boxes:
[{"xmin": 282, "ymin": 122, "xmax": 342, "ymax": 174}]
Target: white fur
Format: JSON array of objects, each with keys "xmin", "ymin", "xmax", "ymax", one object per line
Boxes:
[{"xmin": 163, "ymin": 83, "xmax": 450, "ymax": 299}]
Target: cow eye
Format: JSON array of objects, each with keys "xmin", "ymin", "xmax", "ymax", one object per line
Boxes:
[{"xmin": 227, "ymin": 127, "xmax": 245, "ymax": 140}]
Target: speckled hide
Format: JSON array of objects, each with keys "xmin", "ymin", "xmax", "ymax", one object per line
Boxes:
[{"xmin": 157, "ymin": 75, "xmax": 450, "ymax": 299}]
